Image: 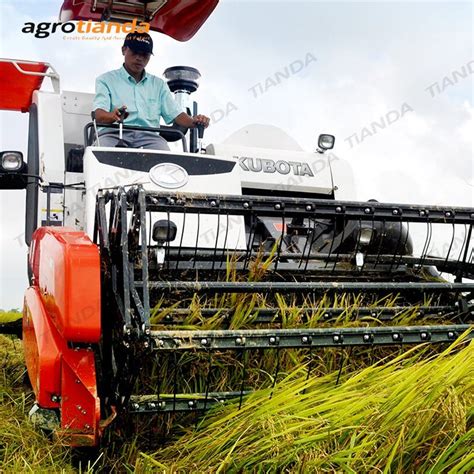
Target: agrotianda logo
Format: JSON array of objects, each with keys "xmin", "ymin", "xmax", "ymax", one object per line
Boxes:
[{"xmin": 21, "ymin": 19, "xmax": 150, "ymax": 39}]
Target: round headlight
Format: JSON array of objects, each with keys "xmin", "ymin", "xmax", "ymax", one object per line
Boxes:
[{"xmin": 1, "ymin": 152, "xmax": 23, "ymax": 171}]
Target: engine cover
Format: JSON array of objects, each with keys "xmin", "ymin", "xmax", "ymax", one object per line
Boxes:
[{"xmin": 206, "ymin": 143, "xmax": 334, "ymax": 195}]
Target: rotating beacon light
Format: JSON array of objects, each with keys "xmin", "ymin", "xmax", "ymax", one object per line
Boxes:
[
  {"xmin": 163, "ymin": 66, "xmax": 201, "ymax": 112},
  {"xmin": 164, "ymin": 66, "xmax": 203, "ymax": 153}
]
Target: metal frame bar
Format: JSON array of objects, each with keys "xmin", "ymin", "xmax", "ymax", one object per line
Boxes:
[
  {"xmin": 143, "ymin": 258, "xmax": 472, "ymax": 279},
  {"xmin": 138, "ymin": 188, "xmax": 151, "ymax": 332},
  {"xmin": 120, "ymin": 191, "xmax": 132, "ymax": 331},
  {"xmin": 142, "ymin": 281, "xmax": 474, "ymax": 293},
  {"xmin": 151, "ymin": 324, "xmax": 472, "ymax": 351},
  {"xmin": 144, "ymin": 249, "xmax": 472, "ymax": 278},
  {"xmin": 156, "ymin": 305, "xmax": 464, "ymax": 325},
  {"xmin": 141, "ymin": 192, "xmax": 474, "ymax": 224},
  {"xmin": 129, "ymin": 391, "xmax": 251, "ymax": 414}
]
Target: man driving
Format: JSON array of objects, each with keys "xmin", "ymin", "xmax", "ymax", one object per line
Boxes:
[{"xmin": 93, "ymin": 32, "xmax": 209, "ymax": 149}]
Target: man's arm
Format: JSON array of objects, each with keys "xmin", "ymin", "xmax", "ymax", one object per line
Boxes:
[
  {"xmin": 174, "ymin": 113, "xmax": 210, "ymax": 129},
  {"xmin": 92, "ymin": 75, "xmax": 128, "ymax": 124}
]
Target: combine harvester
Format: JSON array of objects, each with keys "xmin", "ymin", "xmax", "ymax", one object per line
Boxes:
[{"xmin": 0, "ymin": 0, "xmax": 473, "ymax": 447}]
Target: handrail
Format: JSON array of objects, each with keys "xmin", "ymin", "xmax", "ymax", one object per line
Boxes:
[
  {"xmin": 83, "ymin": 122, "xmax": 188, "ymax": 152},
  {"xmin": 0, "ymin": 58, "xmax": 60, "ymax": 93}
]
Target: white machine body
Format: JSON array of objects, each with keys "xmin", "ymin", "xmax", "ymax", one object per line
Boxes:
[
  {"xmin": 82, "ymin": 146, "xmax": 246, "ymax": 249},
  {"xmin": 26, "ymin": 87, "xmax": 356, "ymax": 251}
]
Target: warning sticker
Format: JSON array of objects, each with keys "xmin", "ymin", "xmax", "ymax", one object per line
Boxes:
[
  {"xmin": 273, "ymin": 222, "xmax": 287, "ymax": 233},
  {"xmin": 41, "ymin": 208, "xmax": 63, "ymax": 226}
]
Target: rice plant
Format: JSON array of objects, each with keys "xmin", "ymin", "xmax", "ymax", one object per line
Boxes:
[
  {"xmin": 1, "ymin": 332, "xmax": 473, "ymax": 472},
  {"xmin": 138, "ymin": 336, "xmax": 474, "ymax": 473}
]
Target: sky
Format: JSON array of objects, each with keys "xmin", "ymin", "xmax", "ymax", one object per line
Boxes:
[{"xmin": 0, "ymin": 0, "xmax": 473, "ymax": 309}]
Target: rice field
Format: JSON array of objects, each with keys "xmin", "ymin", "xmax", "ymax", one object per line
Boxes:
[
  {"xmin": 0, "ymin": 320, "xmax": 472, "ymax": 473},
  {"xmin": 141, "ymin": 337, "xmax": 474, "ymax": 473},
  {"xmin": 1, "ymin": 249, "xmax": 473, "ymax": 472}
]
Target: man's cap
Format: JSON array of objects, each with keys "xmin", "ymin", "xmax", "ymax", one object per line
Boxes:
[{"xmin": 123, "ymin": 32, "xmax": 153, "ymax": 55}]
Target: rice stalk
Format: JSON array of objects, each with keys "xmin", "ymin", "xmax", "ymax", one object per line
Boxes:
[{"xmin": 141, "ymin": 336, "xmax": 474, "ymax": 473}]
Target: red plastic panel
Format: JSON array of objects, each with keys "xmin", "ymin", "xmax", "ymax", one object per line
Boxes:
[
  {"xmin": 23, "ymin": 287, "xmax": 101, "ymax": 446},
  {"xmin": 23, "ymin": 287, "xmax": 62, "ymax": 408},
  {"xmin": 30, "ymin": 227, "xmax": 101, "ymax": 343},
  {"xmin": 0, "ymin": 60, "xmax": 47, "ymax": 112},
  {"xmin": 59, "ymin": 350, "xmax": 101, "ymax": 446},
  {"xmin": 59, "ymin": 0, "xmax": 219, "ymax": 41}
]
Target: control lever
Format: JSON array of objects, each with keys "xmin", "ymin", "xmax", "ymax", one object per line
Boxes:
[
  {"xmin": 196, "ymin": 123, "xmax": 205, "ymax": 153},
  {"xmin": 116, "ymin": 106, "xmax": 128, "ymax": 148},
  {"xmin": 91, "ymin": 110, "xmax": 100, "ymax": 146}
]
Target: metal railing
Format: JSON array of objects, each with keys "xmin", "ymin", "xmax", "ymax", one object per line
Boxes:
[{"xmin": 84, "ymin": 122, "xmax": 188, "ymax": 151}]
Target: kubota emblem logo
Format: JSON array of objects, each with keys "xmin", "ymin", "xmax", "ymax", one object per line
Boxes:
[{"xmin": 149, "ymin": 163, "xmax": 189, "ymax": 189}]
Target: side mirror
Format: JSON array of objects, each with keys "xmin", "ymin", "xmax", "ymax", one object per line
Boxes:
[
  {"xmin": 317, "ymin": 134, "xmax": 335, "ymax": 152},
  {"xmin": 0, "ymin": 151, "xmax": 28, "ymax": 189}
]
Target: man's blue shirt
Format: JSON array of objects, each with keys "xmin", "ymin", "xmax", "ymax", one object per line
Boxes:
[{"xmin": 92, "ymin": 65, "xmax": 183, "ymax": 128}]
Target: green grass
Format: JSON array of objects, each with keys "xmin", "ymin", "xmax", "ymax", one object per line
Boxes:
[
  {"xmin": 0, "ymin": 335, "xmax": 77, "ymax": 472},
  {"xmin": 0, "ymin": 311, "xmax": 22, "ymax": 324}
]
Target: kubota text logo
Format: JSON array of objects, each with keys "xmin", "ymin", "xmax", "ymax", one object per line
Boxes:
[
  {"xmin": 237, "ymin": 156, "xmax": 314, "ymax": 177},
  {"xmin": 22, "ymin": 19, "xmax": 150, "ymax": 39}
]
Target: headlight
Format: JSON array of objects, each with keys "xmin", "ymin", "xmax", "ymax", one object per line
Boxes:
[
  {"xmin": 152, "ymin": 219, "xmax": 178, "ymax": 243},
  {"xmin": 317, "ymin": 134, "xmax": 335, "ymax": 150},
  {"xmin": 1, "ymin": 151, "xmax": 23, "ymax": 171}
]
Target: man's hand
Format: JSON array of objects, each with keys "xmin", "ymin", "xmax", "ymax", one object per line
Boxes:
[
  {"xmin": 115, "ymin": 106, "xmax": 129, "ymax": 122},
  {"xmin": 173, "ymin": 112, "xmax": 211, "ymax": 129},
  {"xmin": 94, "ymin": 106, "xmax": 128, "ymax": 124},
  {"xmin": 192, "ymin": 114, "xmax": 210, "ymax": 128}
]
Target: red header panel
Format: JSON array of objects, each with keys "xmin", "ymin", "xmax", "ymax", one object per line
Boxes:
[
  {"xmin": 60, "ymin": 0, "xmax": 219, "ymax": 42},
  {"xmin": 0, "ymin": 61, "xmax": 48, "ymax": 112}
]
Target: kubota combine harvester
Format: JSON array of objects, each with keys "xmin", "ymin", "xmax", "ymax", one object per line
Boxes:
[{"xmin": 0, "ymin": 0, "xmax": 473, "ymax": 447}]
